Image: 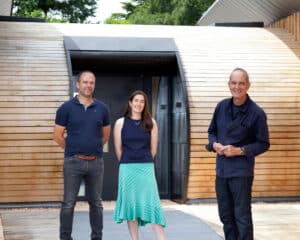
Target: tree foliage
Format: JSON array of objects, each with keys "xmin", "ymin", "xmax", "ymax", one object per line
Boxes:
[
  {"xmin": 13, "ymin": 0, "xmax": 97, "ymax": 23},
  {"xmin": 106, "ymin": 0, "xmax": 215, "ymax": 25}
]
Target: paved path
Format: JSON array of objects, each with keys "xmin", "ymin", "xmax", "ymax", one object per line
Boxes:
[
  {"xmin": 0, "ymin": 218, "xmax": 3, "ymax": 240},
  {"xmin": 171, "ymin": 202, "xmax": 300, "ymax": 240},
  {"xmin": 0, "ymin": 207, "xmax": 222, "ymax": 240},
  {"xmin": 1, "ymin": 201, "xmax": 300, "ymax": 240}
]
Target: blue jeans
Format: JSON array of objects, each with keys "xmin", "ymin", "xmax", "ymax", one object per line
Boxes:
[
  {"xmin": 216, "ymin": 176, "xmax": 254, "ymax": 240},
  {"xmin": 60, "ymin": 156, "xmax": 104, "ymax": 240}
]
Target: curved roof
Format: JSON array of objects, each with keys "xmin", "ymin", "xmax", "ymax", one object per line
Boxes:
[
  {"xmin": 198, "ymin": 0, "xmax": 300, "ymax": 26},
  {"xmin": 0, "ymin": 0, "xmax": 12, "ymax": 16}
]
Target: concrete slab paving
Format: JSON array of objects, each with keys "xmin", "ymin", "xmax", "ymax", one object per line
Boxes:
[
  {"xmin": 171, "ymin": 202, "xmax": 300, "ymax": 240},
  {"xmin": 1, "ymin": 201, "xmax": 300, "ymax": 240},
  {"xmin": 0, "ymin": 206, "xmax": 222, "ymax": 240},
  {"xmin": 74, "ymin": 210, "xmax": 222, "ymax": 240}
]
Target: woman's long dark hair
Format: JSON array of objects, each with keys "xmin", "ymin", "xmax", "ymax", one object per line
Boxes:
[{"xmin": 124, "ymin": 90, "xmax": 153, "ymax": 131}]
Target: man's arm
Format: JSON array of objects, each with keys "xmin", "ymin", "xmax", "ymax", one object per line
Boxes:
[
  {"xmin": 53, "ymin": 124, "xmax": 66, "ymax": 149},
  {"xmin": 206, "ymin": 104, "xmax": 228, "ymax": 155},
  {"xmin": 206, "ymin": 106, "xmax": 219, "ymax": 152},
  {"xmin": 102, "ymin": 125, "xmax": 111, "ymax": 145},
  {"xmin": 243, "ymin": 112, "xmax": 270, "ymax": 158}
]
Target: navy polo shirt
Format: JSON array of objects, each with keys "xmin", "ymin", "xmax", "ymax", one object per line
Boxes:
[
  {"xmin": 206, "ymin": 95, "xmax": 270, "ymax": 177},
  {"xmin": 55, "ymin": 96, "xmax": 110, "ymax": 158}
]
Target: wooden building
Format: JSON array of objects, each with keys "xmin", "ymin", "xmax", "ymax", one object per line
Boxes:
[{"xmin": 1, "ymin": 0, "xmax": 300, "ymax": 203}]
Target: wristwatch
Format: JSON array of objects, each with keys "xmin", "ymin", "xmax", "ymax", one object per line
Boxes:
[{"xmin": 240, "ymin": 147, "xmax": 246, "ymax": 156}]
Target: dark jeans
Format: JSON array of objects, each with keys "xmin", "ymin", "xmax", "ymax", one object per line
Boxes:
[
  {"xmin": 216, "ymin": 176, "xmax": 254, "ymax": 240},
  {"xmin": 60, "ymin": 156, "xmax": 104, "ymax": 240}
]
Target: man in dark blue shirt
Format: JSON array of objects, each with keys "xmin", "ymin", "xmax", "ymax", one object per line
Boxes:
[
  {"xmin": 206, "ymin": 68, "xmax": 269, "ymax": 240},
  {"xmin": 53, "ymin": 70, "xmax": 111, "ymax": 240}
]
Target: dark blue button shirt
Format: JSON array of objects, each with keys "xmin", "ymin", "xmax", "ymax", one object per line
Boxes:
[
  {"xmin": 55, "ymin": 96, "xmax": 110, "ymax": 158},
  {"xmin": 206, "ymin": 95, "xmax": 270, "ymax": 177}
]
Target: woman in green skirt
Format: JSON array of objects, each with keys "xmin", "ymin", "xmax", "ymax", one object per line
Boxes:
[{"xmin": 113, "ymin": 90, "xmax": 166, "ymax": 240}]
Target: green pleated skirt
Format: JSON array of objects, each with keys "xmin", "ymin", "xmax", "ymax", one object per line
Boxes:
[{"xmin": 113, "ymin": 162, "xmax": 166, "ymax": 227}]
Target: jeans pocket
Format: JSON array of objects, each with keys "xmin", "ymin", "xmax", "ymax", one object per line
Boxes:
[
  {"xmin": 64, "ymin": 156, "xmax": 81, "ymax": 169},
  {"xmin": 93, "ymin": 157, "xmax": 104, "ymax": 171}
]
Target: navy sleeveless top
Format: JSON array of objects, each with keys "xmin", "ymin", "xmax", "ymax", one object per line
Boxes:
[{"xmin": 120, "ymin": 117, "xmax": 153, "ymax": 164}]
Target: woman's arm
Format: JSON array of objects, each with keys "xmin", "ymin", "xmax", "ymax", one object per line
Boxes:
[
  {"xmin": 113, "ymin": 118, "xmax": 124, "ymax": 161},
  {"xmin": 151, "ymin": 118, "xmax": 158, "ymax": 158}
]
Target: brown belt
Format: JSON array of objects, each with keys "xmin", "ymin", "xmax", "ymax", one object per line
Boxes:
[{"xmin": 75, "ymin": 154, "xmax": 96, "ymax": 160}]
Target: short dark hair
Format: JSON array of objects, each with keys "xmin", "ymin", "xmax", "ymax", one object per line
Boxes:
[
  {"xmin": 230, "ymin": 67, "xmax": 249, "ymax": 82},
  {"xmin": 77, "ymin": 70, "xmax": 95, "ymax": 82}
]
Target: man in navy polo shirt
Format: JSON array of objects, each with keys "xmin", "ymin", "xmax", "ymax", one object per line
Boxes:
[
  {"xmin": 206, "ymin": 68, "xmax": 269, "ymax": 240},
  {"xmin": 53, "ymin": 70, "xmax": 111, "ymax": 240}
]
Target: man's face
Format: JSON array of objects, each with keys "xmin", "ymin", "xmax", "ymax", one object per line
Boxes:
[
  {"xmin": 228, "ymin": 70, "xmax": 250, "ymax": 100},
  {"xmin": 76, "ymin": 72, "xmax": 95, "ymax": 98}
]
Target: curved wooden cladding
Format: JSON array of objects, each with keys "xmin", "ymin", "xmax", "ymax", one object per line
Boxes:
[
  {"xmin": 183, "ymin": 28, "xmax": 300, "ymax": 200},
  {"xmin": 268, "ymin": 11, "xmax": 300, "ymax": 41},
  {"xmin": 1, "ymin": 22, "xmax": 300, "ymax": 203},
  {"xmin": 0, "ymin": 22, "xmax": 68, "ymax": 203}
]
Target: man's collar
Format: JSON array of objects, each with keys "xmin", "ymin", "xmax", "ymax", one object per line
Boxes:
[
  {"xmin": 72, "ymin": 95, "xmax": 95, "ymax": 106},
  {"xmin": 230, "ymin": 95, "xmax": 250, "ymax": 113}
]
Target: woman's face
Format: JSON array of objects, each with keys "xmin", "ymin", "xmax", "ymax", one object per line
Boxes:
[{"xmin": 129, "ymin": 94, "xmax": 145, "ymax": 114}]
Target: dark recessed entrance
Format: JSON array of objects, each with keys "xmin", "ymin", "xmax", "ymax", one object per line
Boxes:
[{"xmin": 64, "ymin": 37, "xmax": 189, "ymax": 203}]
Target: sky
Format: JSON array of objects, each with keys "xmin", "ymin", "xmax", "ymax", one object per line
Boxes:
[{"xmin": 95, "ymin": 0, "xmax": 125, "ymax": 23}]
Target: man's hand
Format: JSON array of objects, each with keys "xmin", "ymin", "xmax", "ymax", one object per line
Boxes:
[
  {"xmin": 222, "ymin": 145, "xmax": 242, "ymax": 157},
  {"xmin": 213, "ymin": 142, "xmax": 227, "ymax": 155}
]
